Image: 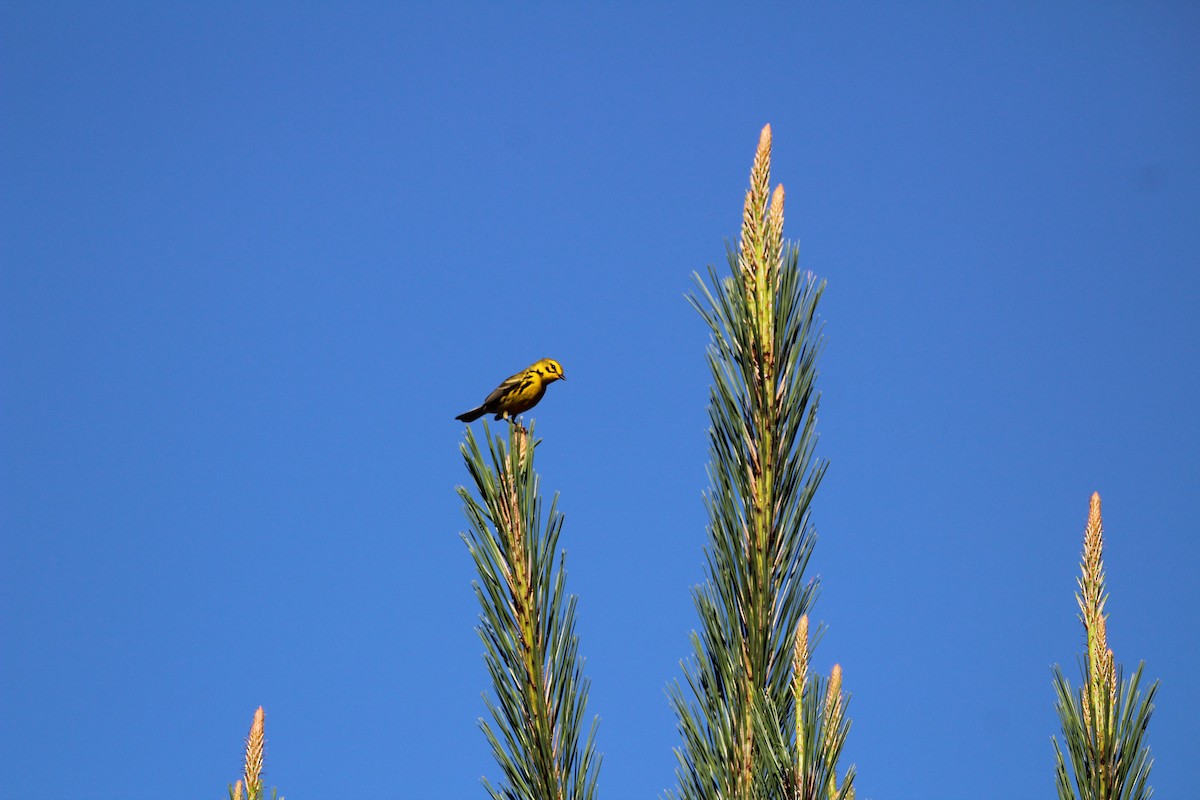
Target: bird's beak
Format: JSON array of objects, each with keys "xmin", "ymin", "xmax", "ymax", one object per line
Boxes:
[{"xmin": 559, "ymin": 373, "xmax": 567, "ymax": 381}]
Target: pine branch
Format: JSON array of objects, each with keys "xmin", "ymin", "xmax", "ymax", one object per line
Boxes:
[
  {"xmin": 669, "ymin": 124, "xmax": 853, "ymax": 800},
  {"xmin": 459, "ymin": 423, "xmax": 601, "ymax": 800},
  {"xmin": 1052, "ymin": 493, "xmax": 1158, "ymax": 800}
]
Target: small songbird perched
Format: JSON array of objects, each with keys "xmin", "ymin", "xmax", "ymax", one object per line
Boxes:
[{"xmin": 455, "ymin": 358, "xmax": 566, "ymax": 425}]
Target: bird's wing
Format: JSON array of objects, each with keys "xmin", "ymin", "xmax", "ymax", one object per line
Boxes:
[{"xmin": 481, "ymin": 369, "xmax": 535, "ymax": 408}]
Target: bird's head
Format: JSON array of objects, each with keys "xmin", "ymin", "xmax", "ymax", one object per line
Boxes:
[{"xmin": 534, "ymin": 358, "xmax": 566, "ymax": 383}]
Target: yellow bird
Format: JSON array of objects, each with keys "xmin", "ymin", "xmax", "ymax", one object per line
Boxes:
[{"xmin": 455, "ymin": 358, "xmax": 566, "ymax": 424}]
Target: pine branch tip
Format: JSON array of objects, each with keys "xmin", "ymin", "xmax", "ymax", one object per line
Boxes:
[
  {"xmin": 243, "ymin": 707, "xmax": 265, "ymax": 800},
  {"xmin": 758, "ymin": 123, "xmax": 772, "ymax": 150}
]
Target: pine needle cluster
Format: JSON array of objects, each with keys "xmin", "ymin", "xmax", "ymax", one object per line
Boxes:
[
  {"xmin": 1052, "ymin": 493, "xmax": 1157, "ymax": 800},
  {"xmin": 668, "ymin": 124, "xmax": 854, "ymax": 800},
  {"xmin": 459, "ymin": 423, "xmax": 601, "ymax": 800}
]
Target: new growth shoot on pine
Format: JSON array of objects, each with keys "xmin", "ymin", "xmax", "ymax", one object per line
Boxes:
[
  {"xmin": 459, "ymin": 422, "xmax": 601, "ymax": 800},
  {"xmin": 750, "ymin": 616, "xmax": 856, "ymax": 800},
  {"xmin": 1052, "ymin": 493, "xmax": 1157, "ymax": 800},
  {"xmin": 228, "ymin": 707, "xmax": 282, "ymax": 800},
  {"xmin": 669, "ymin": 124, "xmax": 854, "ymax": 800}
]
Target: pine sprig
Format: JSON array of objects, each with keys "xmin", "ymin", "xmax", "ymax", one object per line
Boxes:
[
  {"xmin": 1052, "ymin": 493, "xmax": 1157, "ymax": 800},
  {"xmin": 227, "ymin": 707, "xmax": 281, "ymax": 800},
  {"xmin": 748, "ymin": 616, "xmax": 855, "ymax": 800},
  {"xmin": 670, "ymin": 124, "xmax": 853, "ymax": 800},
  {"xmin": 459, "ymin": 423, "xmax": 601, "ymax": 800}
]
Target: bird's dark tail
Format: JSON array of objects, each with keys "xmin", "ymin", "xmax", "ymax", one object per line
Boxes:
[{"xmin": 455, "ymin": 406, "xmax": 485, "ymax": 422}]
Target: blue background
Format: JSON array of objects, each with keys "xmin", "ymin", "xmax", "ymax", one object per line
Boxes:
[{"xmin": 3, "ymin": 3, "xmax": 1198, "ymax": 798}]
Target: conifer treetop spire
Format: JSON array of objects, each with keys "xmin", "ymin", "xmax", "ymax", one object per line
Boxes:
[
  {"xmin": 671, "ymin": 123, "xmax": 853, "ymax": 800},
  {"xmin": 1053, "ymin": 492, "xmax": 1157, "ymax": 800}
]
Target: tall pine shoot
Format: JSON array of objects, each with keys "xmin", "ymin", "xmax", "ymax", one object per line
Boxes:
[
  {"xmin": 1052, "ymin": 493, "xmax": 1157, "ymax": 800},
  {"xmin": 459, "ymin": 423, "xmax": 602, "ymax": 800},
  {"xmin": 669, "ymin": 125, "xmax": 855, "ymax": 800}
]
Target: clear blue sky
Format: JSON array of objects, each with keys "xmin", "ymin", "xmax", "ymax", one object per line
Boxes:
[{"xmin": 3, "ymin": 3, "xmax": 1198, "ymax": 798}]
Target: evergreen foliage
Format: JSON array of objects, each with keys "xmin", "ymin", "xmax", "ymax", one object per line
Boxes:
[
  {"xmin": 1052, "ymin": 493, "xmax": 1157, "ymax": 800},
  {"xmin": 751, "ymin": 616, "xmax": 855, "ymax": 799},
  {"xmin": 668, "ymin": 125, "xmax": 854, "ymax": 800},
  {"xmin": 459, "ymin": 422, "xmax": 601, "ymax": 800}
]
